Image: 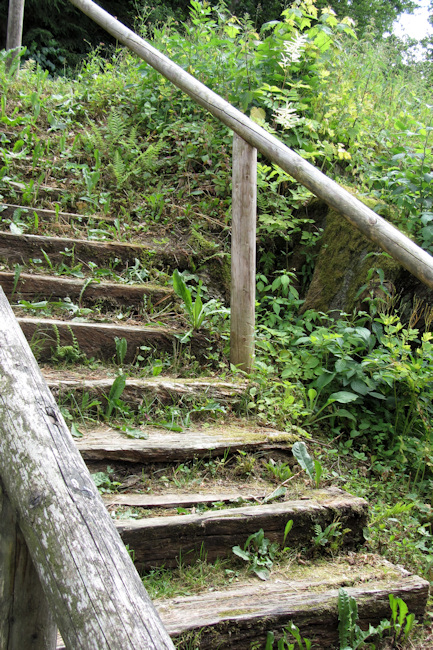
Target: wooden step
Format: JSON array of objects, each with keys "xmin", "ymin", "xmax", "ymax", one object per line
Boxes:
[
  {"xmin": 45, "ymin": 371, "xmax": 247, "ymax": 416},
  {"xmin": 156, "ymin": 557, "xmax": 429, "ymax": 649},
  {"xmin": 56, "ymin": 557, "xmax": 429, "ymax": 649},
  {"xmin": 103, "ymin": 491, "xmax": 266, "ymax": 508},
  {"xmin": 115, "ymin": 487, "xmax": 368, "ymax": 569},
  {"xmin": 75, "ymin": 422, "xmax": 299, "ymax": 463},
  {"xmin": 18, "ymin": 316, "xmax": 186, "ymax": 361},
  {"xmin": 0, "ymin": 270, "xmax": 173, "ymax": 307},
  {"xmin": 0, "ymin": 231, "xmax": 191, "ymax": 270},
  {"xmin": 0, "ymin": 202, "xmax": 116, "ymax": 224}
]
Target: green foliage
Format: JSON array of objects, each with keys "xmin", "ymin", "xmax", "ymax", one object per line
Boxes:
[
  {"xmin": 172, "ymin": 269, "xmax": 228, "ymax": 339},
  {"xmin": 232, "ymin": 528, "xmax": 280, "ymax": 580},
  {"xmin": 114, "ymin": 337, "xmax": 128, "ymax": 366},
  {"xmin": 51, "ymin": 324, "xmax": 84, "ymax": 363},
  {"xmin": 264, "ymin": 622, "xmax": 312, "ymax": 649},
  {"xmin": 105, "ymin": 374, "xmax": 128, "ymax": 419},
  {"xmin": 337, "ymin": 588, "xmax": 416, "ymax": 649},
  {"xmin": 292, "ymin": 441, "xmax": 322, "ymax": 487},
  {"xmin": 91, "ymin": 466, "xmax": 121, "ymax": 493}
]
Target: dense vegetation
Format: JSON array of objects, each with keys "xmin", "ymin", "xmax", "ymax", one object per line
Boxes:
[
  {"xmin": 1, "ymin": 0, "xmax": 433, "ymax": 645},
  {"xmin": 0, "ymin": 0, "xmax": 427, "ymax": 70}
]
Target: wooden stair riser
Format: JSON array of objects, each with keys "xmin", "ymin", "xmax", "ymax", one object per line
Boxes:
[
  {"xmin": 19, "ymin": 317, "xmax": 179, "ymax": 362},
  {"xmin": 0, "ymin": 231, "xmax": 192, "ymax": 271},
  {"xmin": 159, "ymin": 571, "xmax": 429, "ymax": 649},
  {"xmin": 48, "ymin": 377, "xmax": 246, "ymax": 419},
  {"xmin": 0, "ymin": 271, "xmax": 174, "ymax": 308},
  {"xmin": 116, "ymin": 491, "xmax": 368, "ymax": 569}
]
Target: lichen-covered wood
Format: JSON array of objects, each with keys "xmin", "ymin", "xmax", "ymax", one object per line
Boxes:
[
  {"xmin": 156, "ymin": 558, "xmax": 429, "ymax": 649},
  {"xmin": 116, "ymin": 488, "xmax": 368, "ymax": 569},
  {"xmin": 0, "ymin": 287, "xmax": 174, "ymax": 649}
]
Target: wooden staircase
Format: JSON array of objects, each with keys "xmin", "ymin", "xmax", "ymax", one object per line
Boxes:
[{"xmin": 0, "ymin": 204, "xmax": 429, "ymax": 649}]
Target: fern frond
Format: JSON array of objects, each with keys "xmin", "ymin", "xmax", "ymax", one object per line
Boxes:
[
  {"xmin": 109, "ymin": 149, "xmax": 129, "ymax": 189},
  {"xmin": 107, "ymin": 110, "xmax": 126, "ymax": 144},
  {"xmin": 86, "ymin": 122, "xmax": 106, "ymax": 154}
]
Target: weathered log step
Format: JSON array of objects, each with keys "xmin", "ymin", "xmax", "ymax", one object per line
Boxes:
[
  {"xmin": 156, "ymin": 558, "xmax": 430, "ymax": 649},
  {"xmin": 103, "ymin": 491, "xmax": 266, "ymax": 508},
  {"xmin": 18, "ymin": 316, "xmax": 202, "ymax": 362},
  {"xmin": 56, "ymin": 557, "xmax": 429, "ymax": 649},
  {"xmin": 0, "ymin": 231, "xmax": 192, "ymax": 270},
  {"xmin": 43, "ymin": 368, "xmax": 247, "ymax": 410},
  {"xmin": 115, "ymin": 487, "xmax": 368, "ymax": 569},
  {"xmin": 0, "ymin": 202, "xmax": 116, "ymax": 225},
  {"xmin": 75, "ymin": 422, "xmax": 299, "ymax": 463},
  {"xmin": 0, "ymin": 270, "xmax": 173, "ymax": 307}
]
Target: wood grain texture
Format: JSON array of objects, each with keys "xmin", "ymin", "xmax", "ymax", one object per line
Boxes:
[
  {"xmin": 116, "ymin": 487, "xmax": 368, "ymax": 569},
  {"xmin": 103, "ymin": 491, "xmax": 265, "ymax": 508},
  {"xmin": 0, "ymin": 485, "xmax": 57, "ymax": 650},
  {"xmin": 0, "ymin": 287, "xmax": 174, "ymax": 649},
  {"xmin": 157, "ymin": 561, "xmax": 429, "ymax": 649},
  {"xmin": 231, "ymin": 134, "xmax": 257, "ymax": 373},
  {"xmin": 68, "ymin": 0, "xmax": 433, "ymax": 290}
]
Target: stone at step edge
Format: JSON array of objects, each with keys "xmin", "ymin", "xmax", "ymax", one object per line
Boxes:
[
  {"xmin": 115, "ymin": 487, "xmax": 368, "ymax": 569},
  {"xmin": 57, "ymin": 557, "xmax": 429, "ymax": 649}
]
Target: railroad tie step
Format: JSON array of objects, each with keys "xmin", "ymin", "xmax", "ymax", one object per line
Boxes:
[{"xmin": 115, "ymin": 487, "xmax": 368, "ymax": 570}]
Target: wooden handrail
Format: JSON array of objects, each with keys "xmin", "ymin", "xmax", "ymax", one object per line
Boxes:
[
  {"xmin": 68, "ymin": 0, "xmax": 433, "ymax": 292},
  {"xmin": 0, "ymin": 287, "xmax": 174, "ymax": 649}
]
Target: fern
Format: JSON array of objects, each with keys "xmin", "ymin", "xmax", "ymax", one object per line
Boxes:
[
  {"xmin": 107, "ymin": 109, "xmax": 126, "ymax": 144},
  {"xmin": 110, "ymin": 150, "xmax": 129, "ymax": 189},
  {"xmin": 85, "ymin": 121, "xmax": 106, "ymax": 155},
  {"xmin": 135, "ymin": 139, "xmax": 164, "ymax": 173},
  {"xmin": 51, "ymin": 324, "xmax": 83, "ymax": 363}
]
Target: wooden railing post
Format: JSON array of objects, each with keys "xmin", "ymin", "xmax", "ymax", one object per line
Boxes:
[
  {"xmin": 0, "ymin": 482, "xmax": 57, "ymax": 650},
  {"xmin": 231, "ymin": 132, "xmax": 257, "ymax": 373},
  {"xmin": 6, "ymin": 0, "xmax": 25, "ymax": 69}
]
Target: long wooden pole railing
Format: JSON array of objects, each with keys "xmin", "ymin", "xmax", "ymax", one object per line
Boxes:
[
  {"xmin": 66, "ymin": 0, "xmax": 433, "ymax": 372},
  {"xmin": 0, "ymin": 287, "xmax": 174, "ymax": 650}
]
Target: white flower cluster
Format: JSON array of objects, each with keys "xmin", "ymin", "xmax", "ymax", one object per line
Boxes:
[
  {"xmin": 274, "ymin": 103, "xmax": 302, "ymax": 130},
  {"xmin": 279, "ymin": 32, "xmax": 308, "ymax": 68}
]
